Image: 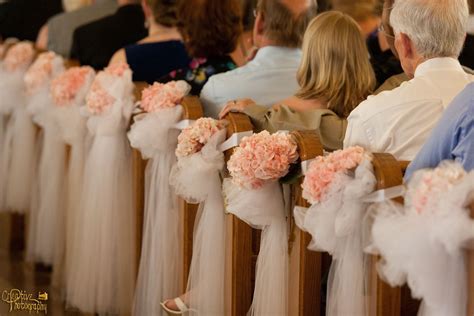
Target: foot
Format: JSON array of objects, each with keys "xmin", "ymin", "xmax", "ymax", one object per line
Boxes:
[{"xmin": 161, "ymin": 296, "xmax": 190, "ymax": 314}]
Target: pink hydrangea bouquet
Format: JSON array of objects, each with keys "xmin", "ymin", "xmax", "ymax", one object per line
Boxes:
[
  {"xmin": 227, "ymin": 131, "xmax": 299, "ymax": 190},
  {"xmin": 3, "ymin": 41, "xmax": 34, "ymax": 72},
  {"xmin": 302, "ymin": 146, "xmax": 366, "ymax": 204},
  {"xmin": 140, "ymin": 81, "xmax": 191, "ymax": 112},
  {"xmin": 24, "ymin": 52, "xmax": 55, "ymax": 94},
  {"xmin": 51, "ymin": 66, "xmax": 94, "ymax": 107},
  {"xmin": 410, "ymin": 164, "xmax": 466, "ymax": 214},
  {"xmin": 85, "ymin": 62, "xmax": 130, "ymax": 114},
  {"xmin": 175, "ymin": 117, "xmax": 226, "ymax": 158}
]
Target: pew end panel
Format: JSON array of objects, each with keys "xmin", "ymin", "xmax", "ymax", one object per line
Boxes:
[
  {"xmin": 467, "ymin": 203, "xmax": 474, "ymax": 316},
  {"xmin": 288, "ymin": 130, "xmax": 324, "ymax": 316},
  {"xmin": 223, "ymin": 112, "xmax": 254, "ymax": 316},
  {"xmin": 368, "ymin": 153, "xmax": 404, "ymax": 316},
  {"xmin": 179, "ymin": 95, "xmax": 204, "ymax": 291}
]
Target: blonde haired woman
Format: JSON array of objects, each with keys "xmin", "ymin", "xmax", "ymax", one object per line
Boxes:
[{"xmin": 219, "ymin": 11, "xmax": 375, "ymax": 150}]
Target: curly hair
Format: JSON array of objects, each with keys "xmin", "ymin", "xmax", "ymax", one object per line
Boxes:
[{"xmin": 177, "ymin": 0, "xmax": 242, "ymax": 58}]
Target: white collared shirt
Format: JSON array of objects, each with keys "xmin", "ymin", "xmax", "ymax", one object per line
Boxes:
[
  {"xmin": 200, "ymin": 46, "xmax": 301, "ymax": 118},
  {"xmin": 344, "ymin": 57, "xmax": 474, "ymax": 160}
]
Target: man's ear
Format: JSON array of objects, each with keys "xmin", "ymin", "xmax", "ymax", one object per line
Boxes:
[
  {"xmin": 399, "ymin": 32, "xmax": 414, "ymax": 60},
  {"xmin": 141, "ymin": 0, "xmax": 151, "ymax": 20},
  {"xmin": 254, "ymin": 11, "xmax": 265, "ymax": 36}
]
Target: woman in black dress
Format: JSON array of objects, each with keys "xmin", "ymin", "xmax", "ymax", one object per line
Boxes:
[{"xmin": 158, "ymin": 0, "xmax": 242, "ymax": 95}]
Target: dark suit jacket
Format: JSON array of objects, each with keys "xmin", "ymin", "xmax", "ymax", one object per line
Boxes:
[
  {"xmin": 70, "ymin": 4, "xmax": 147, "ymax": 70},
  {"xmin": 0, "ymin": 0, "xmax": 62, "ymax": 41}
]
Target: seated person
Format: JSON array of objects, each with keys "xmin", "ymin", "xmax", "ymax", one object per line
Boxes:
[
  {"xmin": 70, "ymin": 0, "xmax": 147, "ymax": 69},
  {"xmin": 158, "ymin": 0, "xmax": 242, "ymax": 96},
  {"xmin": 376, "ymin": 0, "xmax": 474, "ymax": 93},
  {"xmin": 229, "ymin": 0, "xmax": 256, "ymax": 67},
  {"xmin": 344, "ymin": 0, "xmax": 473, "ymax": 161},
  {"xmin": 200, "ymin": 0, "xmax": 318, "ymax": 118},
  {"xmin": 36, "ymin": 0, "xmax": 117, "ymax": 57},
  {"xmin": 219, "ymin": 11, "xmax": 376, "ymax": 151},
  {"xmin": 405, "ymin": 82, "xmax": 474, "ymax": 179},
  {"xmin": 109, "ymin": 0, "xmax": 190, "ymax": 83}
]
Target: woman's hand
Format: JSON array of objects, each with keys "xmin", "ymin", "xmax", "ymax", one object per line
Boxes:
[{"xmin": 218, "ymin": 98, "xmax": 256, "ymax": 119}]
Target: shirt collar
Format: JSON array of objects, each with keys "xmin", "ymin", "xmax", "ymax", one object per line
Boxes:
[
  {"xmin": 253, "ymin": 46, "xmax": 302, "ymax": 61},
  {"xmin": 415, "ymin": 57, "xmax": 463, "ymax": 77}
]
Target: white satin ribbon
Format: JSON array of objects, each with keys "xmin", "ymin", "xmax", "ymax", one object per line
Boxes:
[
  {"xmin": 293, "ymin": 206, "xmax": 308, "ymax": 230},
  {"xmin": 173, "ymin": 119, "xmax": 194, "ymax": 130},
  {"xmin": 218, "ymin": 131, "xmax": 253, "ymax": 152},
  {"xmin": 301, "ymin": 159, "xmax": 315, "ymax": 175},
  {"xmin": 362, "ymin": 185, "xmax": 405, "ymax": 203}
]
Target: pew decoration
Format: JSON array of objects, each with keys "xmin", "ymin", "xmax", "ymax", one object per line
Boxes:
[
  {"xmin": 0, "ymin": 41, "xmax": 35, "ymax": 210},
  {"xmin": 167, "ymin": 117, "xmax": 227, "ymax": 314},
  {"xmin": 5, "ymin": 51, "xmax": 63, "ymax": 213},
  {"xmin": 50, "ymin": 66, "xmax": 95, "ymax": 290},
  {"xmin": 23, "ymin": 52, "xmax": 66, "ymax": 265},
  {"xmin": 369, "ymin": 162, "xmax": 474, "ymax": 316},
  {"xmin": 294, "ymin": 146, "xmax": 376, "ymax": 316},
  {"xmin": 67, "ymin": 62, "xmax": 136, "ymax": 314},
  {"xmin": 223, "ymin": 130, "xmax": 299, "ymax": 315},
  {"xmin": 127, "ymin": 80, "xmax": 192, "ymax": 315}
]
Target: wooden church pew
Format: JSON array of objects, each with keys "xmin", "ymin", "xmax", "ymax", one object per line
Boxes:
[
  {"xmin": 179, "ymin": 96, "xmax": 203, "ymax": 291},
  {"xmin": 367, "ymin": 153, "xmax": 406, "ymax": 316},
  {"xmin": 223, "ymin": 112, "xmax": 254, "ymax": 316},
  {"xmin": 467, "ymin": 203, "xmax": 474, "ymax": 316},
  {"xmin": 222, "ymin": 112, "xmax": 325, "ymax": 316},
  {"xmin": 288, "ymin": 131, "xmax": 324, "ymax": 316},
  {"xmin": 130, "ymin": 81, "xmax": 204, "ymax": 279}
]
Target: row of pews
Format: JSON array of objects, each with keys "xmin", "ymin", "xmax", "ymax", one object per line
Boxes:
[
  {"xmin": 1, "ymin": 41, "xmax": 472, "ymax": 315},
  {"xmin": 131, "ymin": 82, "xmax": 474, "ymax": 316}
]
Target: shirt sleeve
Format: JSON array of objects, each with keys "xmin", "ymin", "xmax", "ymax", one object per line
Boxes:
[
  {"xmin": 243, "ymin": 104, "xmax": 347, "ymax": 151},
  {"xmin": 453, "ymin": 115, "xmax": 474, "ymax": 171}
]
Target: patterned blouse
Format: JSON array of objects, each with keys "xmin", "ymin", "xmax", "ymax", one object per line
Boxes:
[{"xmin": 159, "ymin": 55, "xmax": 237, "ymax": 96}]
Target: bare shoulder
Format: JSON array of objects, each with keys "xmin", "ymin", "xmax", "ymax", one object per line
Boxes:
[{"xmin": 109, "ymin": 48, "xmax": 127, "ymax": 66}]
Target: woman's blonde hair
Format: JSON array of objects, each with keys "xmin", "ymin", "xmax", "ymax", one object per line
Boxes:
[{"xmin": 295, "ymin": 11, "xmax": 375, "ymax": 117}]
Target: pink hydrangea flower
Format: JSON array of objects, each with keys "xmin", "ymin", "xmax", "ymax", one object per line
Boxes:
[
  {"xmin": 411, "ymin": 165, "xmax": 466, "ymax": 214},
  {"xmin": 302, "ymin": 146, "xmax": 365, "ymax": 204},
  {"xmin": 24, "ymin": 52, "xmax": 56, "ymax": 94},
  {"xmin": 85, "ymin": 79, "xmax": 116, "ymax": 114},
  {"xmin": 3, "ymin": 41, "xmax": 34, "ymax": 72},
  {"xmin": 140, "ymin": 81, "xmax": 191, "ymax": 112},
  {"xmin": 176, "ymin": 118, "xmax": 226, "ymax": 157},
  {"xmin": 51, "ymin": 66, "xmax": 95, "ymax": 107},
  {"xmin": 227, "ymin": 131, "xmax": 299, "ymax": 190}
]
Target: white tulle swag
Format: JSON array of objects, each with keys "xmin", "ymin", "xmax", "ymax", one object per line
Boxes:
[
  {"xmin": 5, "ymin": 52, "xmax": 64, "ymax": 213},
  {"xmin": 369, "ymin": 162, "xmax": 474, "ymax": 316},
  {"xmin": 223, "ymin": 131, "xmax": 299, "ymax": 315},
  {"xmin": 50, "ymin": 66, "xmax": 95, "ymax": 291},
  {"xmin": 128, "ymin": 105, "xmax": 184, "ymax": 316},
  {"xmin": 67, "ymin": 63, "xmax": 136, "ymax": 314},
  {"xmin": 0, "ymin": 41, "xmax": 35, "ymax": 210},
  {"xmin": 169, "ymin": 126, "xmax": 227, "ymax": 315},
  {"xmin": 223, "ymin": 179, "xmax": 288, "ymax": 315},
  {"xmin": 296, "ymin": 147, "xmax": 376, "ymax": 316}
]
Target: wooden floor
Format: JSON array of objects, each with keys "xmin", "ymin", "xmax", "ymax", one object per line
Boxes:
[{"xmin": 0, "ymin": 213, "xmax": 83, "ymax": 316}]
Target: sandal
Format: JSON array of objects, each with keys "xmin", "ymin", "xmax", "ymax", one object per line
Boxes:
[{"xmin": 160, "ymin": 297, "xmax": 190, "ymax": 315}]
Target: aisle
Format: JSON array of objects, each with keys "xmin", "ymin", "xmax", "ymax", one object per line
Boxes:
[{"xmin": 0, "ymin": 214, "xmax": 83, "ymax": 316}]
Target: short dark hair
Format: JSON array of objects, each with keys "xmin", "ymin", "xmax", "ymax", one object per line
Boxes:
[
  {"xmin": 146, "ymin": 0, "xmax": 179, "ymax": 27},
  {"xmin": 177, "ymin": 0, "xmax": 242, "ymax": 58},
  {"xmin": 258, "ymin": 0, "xmax": 318, "ymax": 48}
]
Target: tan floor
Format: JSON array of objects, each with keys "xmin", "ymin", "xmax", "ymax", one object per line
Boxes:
[{"xmin": 0, "ymin": 213, "xmax": 83, "ymax": 316}]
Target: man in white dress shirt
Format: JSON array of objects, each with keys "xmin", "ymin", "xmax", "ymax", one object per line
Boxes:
[
  {"xmin": 200, "ymin": 0, "xmax": 318, "ymax": 118},
  {"xmin": 344, "ymin": 0, "xmax": 473, "ymax": 161}
]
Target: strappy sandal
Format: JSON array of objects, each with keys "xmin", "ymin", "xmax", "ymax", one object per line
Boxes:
[{"xmin": 160, "ymin": 297, "xmax": 191, "ymax": 315}]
